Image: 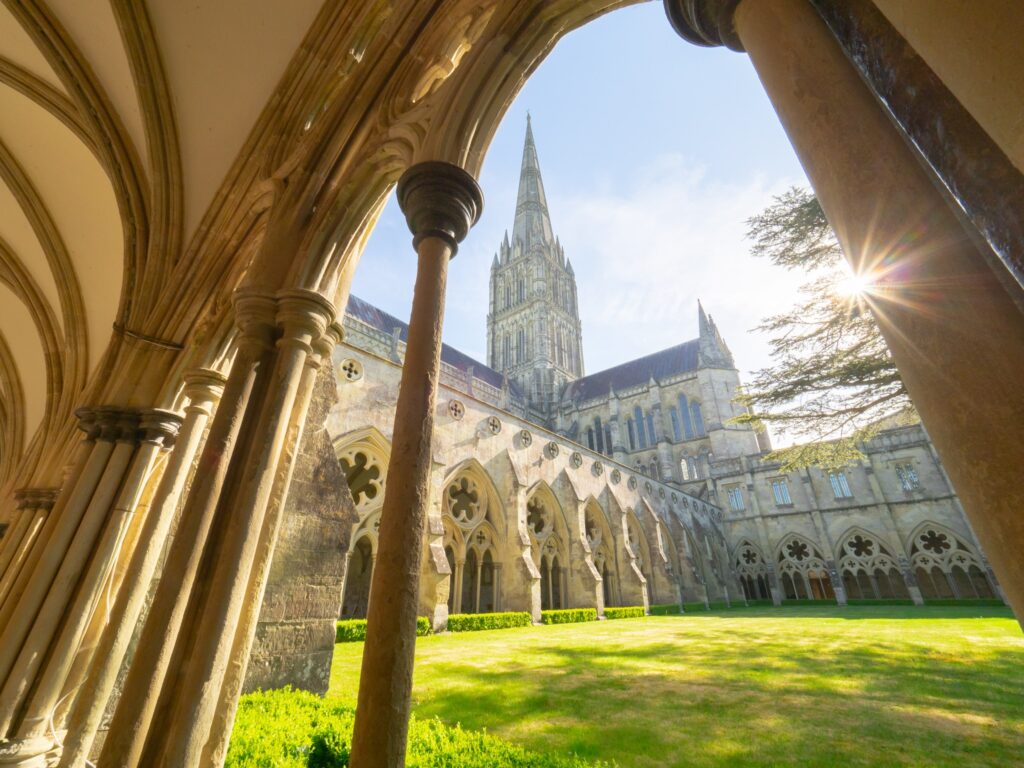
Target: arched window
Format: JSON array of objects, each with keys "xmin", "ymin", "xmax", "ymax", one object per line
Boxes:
[
  {"xmin": 634, "ymin": 406, "xmax": 647, "ymax": 449},
  {"xmin": 678, "ymin": 395, "xmax": 695, "ymax": 439},
  {"xmin": 518, "ymin": 279, "xmax": 525, "ymax": 303},
  {"xmin": 504, "ymin": 284, "xmax": 511, "ymax": 308},
  {"xmin": 626, "ymin": 419, "xmax": 637, "ymax": 451},
  {"xmin": 503, "ymin": 334, "xmax": 511, "ymax": 369},
  {"xmin": 837, "ymin": 530, "xmax": 907, "ymax": 600},
  {"xmin": 688, "ymin": 456, "xmax": 700, "ymax": 480},
  {"xmin": 908, "ymin": 524, "xmax": 994, "ymax": 600},
  {"xmin": 679, "ymin": 456, "xmax": 691, "ymax": 481},
  {"xmin": 646, "ymin": 412, "xmax": 657, "ymax": 444},
  {"xmin": 604, "ymin": 425, "xmax": 613, "ymax": 456},
  {"xmin": 777, "ymin": 535, "xmax": 835, "ymax": 602},
  {"xmin": 586, "ymin": 428, "xmax": 595, "ymax": 450},
  {"xmin": 340, "ymin": 536, "xmax": 374, "ymax": 618},
  {"xmin": 649, "ymin": 459, "xmax": 659, "ymax": 480},
  {"xmin": 516, "ymin": 328, "xmax": 526, "ymax": 363},
  {"xmin": 670, "ymin": 406, "xmax": 682, "ymax": 442},
  {"xmin": 594, "ymin": 417, "xmax": 604, "ymax": 453},
  {"xmin": 691, "ymin": 401, "xmax": 706, "ymax": 436}
]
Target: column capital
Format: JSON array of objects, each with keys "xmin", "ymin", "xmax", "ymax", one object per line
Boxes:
[
  {"xmin": 139, "ymin": 409, "xmax": 184, "ymax": 449},
  {"xmin": 275, "ymin": 289, "xmax": 336, "ymax": 355},
  {"xmin": 663, "ymin": 0, "xmax": 744, "ymax": 51},
  {"xmin": 91, "ymin": 407, "xmax": 141, "ymax": 443},
  {"xmin": 183, "ymin": 369, "xmax": 228, "ymax": 411},
  {"xmin": 232, "ymin": 290, "xmax": 278, "ymax": 353},
  {"xmin": 396, "ymin": 161, "xmax": 483, "ymax": 256},
  {"xmin": 13, "ymin": 487, "xmax": 59, "ymax": 511}
]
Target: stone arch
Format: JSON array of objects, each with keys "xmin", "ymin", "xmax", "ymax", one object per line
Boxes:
[
  {"xmin": 835, "ymin": 526, "xmax": 908, "ymax": 600},
  {"xmin": 441, "ymin": 458, "xmax": 507, "ymax": 613},
  {"xmin": 776, "ymin": 533, "xmax": 835, "ymax": 602},
  {"xmin": 906, "ymin": 521, "xmax": 995, "ymax": 600},
  {"xmin": 526, "ymin": 480, "xmax": 569, "ymax": 610},
  {"xmin": 733, "ymin": 539, "xmax": 771, "ymax": 601}
]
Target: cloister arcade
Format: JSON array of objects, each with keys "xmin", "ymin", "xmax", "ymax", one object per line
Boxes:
[{"xmin": 0, "ymin": 0, "xmax": 1019, "ymax": 765}]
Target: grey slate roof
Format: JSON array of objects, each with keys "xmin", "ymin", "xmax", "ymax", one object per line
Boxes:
[
  {"xmin": 562, "ymin": 339, "xmax": 701, "ymax": 402},
  {"xmin": 345, "ymin": 294, "xmax": 524, "ymax": 397}
]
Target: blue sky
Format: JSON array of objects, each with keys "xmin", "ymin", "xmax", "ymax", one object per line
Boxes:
[{"xmin": 352, "ymin": 2, "xmax": 810, "ymax": 391}]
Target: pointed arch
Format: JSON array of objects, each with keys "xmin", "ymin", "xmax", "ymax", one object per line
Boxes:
[
  {"xmin": 776, "ymin": 532, "xmax": 835, "ymax": 601},
  {"xmin": 835, "ymin": 526, "xmax": 908, "ymax": 600},
  {"xmin": 906, "ymin": 521, "xmax": 994, "ymax": 600}
]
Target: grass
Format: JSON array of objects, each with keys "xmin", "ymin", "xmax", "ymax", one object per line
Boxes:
[{"xmin": 328, "ymin": 606, "xmax": 1024, "ymax": 768}]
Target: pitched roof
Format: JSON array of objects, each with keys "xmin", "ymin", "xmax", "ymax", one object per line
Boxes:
[
  {"xmin": 562, "ymin": 339, "xmax": 700, "ymax": 402},
  {"xmin": 345, "ymin": 294, "xmax": 523, "ymax": 396}
]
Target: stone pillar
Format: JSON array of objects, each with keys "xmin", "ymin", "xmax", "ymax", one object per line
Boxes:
[
  {"xmin": 0, "ymin": 408, "xmax": 140, "ymax": 749},
  {"xmin": 799, "ymin": 471, "xmax": 846, "ymax": 605},
  {"xmin": 100, "ymin": 292, "xmax": 278, "ymax": 768},
  {"xmin": 2, "ymin": 411, "xmax": 180, "ymax": 761},
  {"xmin": 56, "ymin": 371, "xmax": 225, "ymax": 768},
  {"xmin": 350, "ymin": 161, "xmax": 482, "ymax": 768},
  {"xmin": 746, "ymin": 476, "xmax": 782, "ymax": 606},
  {"xmin": 666, "ymin": 0, "xmax": 1024, "ymax": 621},
  {"xmin": 0, "ymin": 490, "xmax": 56, "ymax": 591}
]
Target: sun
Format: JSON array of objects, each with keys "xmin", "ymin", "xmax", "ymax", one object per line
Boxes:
[{"xmin": 835, "ymin": 270, "xmax": 873, "ymax": 298}]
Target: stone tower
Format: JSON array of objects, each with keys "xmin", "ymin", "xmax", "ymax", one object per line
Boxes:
[{"xmin": 487, "ymin": 115, "xmax": 584, "ymax": 421}]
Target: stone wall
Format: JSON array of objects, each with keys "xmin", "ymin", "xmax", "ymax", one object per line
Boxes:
[{"xmin": 244, "ymin": 362, "xmax": 357, "ymax": 695}]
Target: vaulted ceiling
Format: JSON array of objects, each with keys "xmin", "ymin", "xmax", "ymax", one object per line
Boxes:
[{"xmin": 0, "ymin": 0, "xmax": 325, "ymax": 484}]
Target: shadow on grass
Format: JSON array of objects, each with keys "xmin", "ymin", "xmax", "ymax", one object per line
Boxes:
[{"xmin": 330, "ymin": 607, "xmax": 1024, "ymax": 768}]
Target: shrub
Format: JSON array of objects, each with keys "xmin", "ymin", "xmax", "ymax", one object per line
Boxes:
[
  {"xmin": 336, "ymin": 617, "xmax": 431, "ymax": 643},
  {"xmin": 846, "ymin": 599, "xmax": 915, "ymax": 606},
  {"xmin": 923, "ymin": 598, "xmax": 1005, "ymax": 607},
  {"xmin": 226, "ymin": 687, "xmax": 607, "ymax": 767},
  {"xmin": 446, "ymin": 611, "xmax": 532, "ymax": 632},
  {"xmin": 541, "ymin": 608, "xmax": 597, "ymax": 625},
  {"xmin": 683, "ymin": 601, "xmax": 709, "ymax": 612},
  {"xmin": 603, "ymin": 606, "xmax": 645, "ymax": 620},
  {"xmin": 649, "ymin": 603, "xmax": 682, "ymax": 616}
]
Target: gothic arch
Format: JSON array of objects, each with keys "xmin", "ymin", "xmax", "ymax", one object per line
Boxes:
[
  {"xmin": 906, "ymin": 521, "xmax": 995, "ymax": 600},
  {"xmin": 625, "ymin": 508, "xmax": 654, "ymax": 604},
  {"xmin": 733, "ymin": 538, "xmax": 771, "ymax": 601},
  {"xmin": 582, "ymin": 496, "xmax": 617, "ymax": 607},
  {"xmin": 775, "ymin": 533, "xmax": 835, "ymax": 602},
  {"xmin": 835, "ymin": 526, "xmax": 908, "ymax": 600}
]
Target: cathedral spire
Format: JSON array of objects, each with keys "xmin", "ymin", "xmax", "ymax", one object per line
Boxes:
[{"xmin": 512, "ymin": 114, "xmax": 554, "ymax": 249}]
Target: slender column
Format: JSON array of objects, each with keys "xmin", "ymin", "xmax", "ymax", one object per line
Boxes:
[
  {"xmin": 454, "ymin": 563, "xmax": 464, "ymax": 614},
  {"xmin": 0, "ymin": 410, "xmax": 131, "ymax": 719},
  {"xmin": 670, "ymin": 0, "xmax": 1024, "ymax": 621},
  {"xmin": 0, "ymin": 412, "xmax": 102, "ymax": 621},
  {"xmin": 203, "ymin": 319, "xmax": 340, "ymax": 768},
  {"xmin": 350, "ymin": 161, "xmax": 482, "ymax": 768},
  {"xmin": 57, "ymin": 370, "xmax": 224, "ymax": 768},
  {"xmin": 474, "ymin": 559, "xmax": 483, "ymax": 614},
  {"xmin": 146, "ymin": 291, "xmax": 332, "ymax": 768},
  {"xmin": 100, "ymin": 294, "xmax": 276, "ymax": 768},
  {"xmin": 8, "ymin": 412, "xmax": 180, "ymax": 751},
  {"xmin": 0, "ymin": 499, "xmax": 28, "ymax": 577}
]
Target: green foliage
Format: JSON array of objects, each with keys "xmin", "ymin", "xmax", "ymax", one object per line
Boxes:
[
  {"xmin": 227, "ymin": 687, "xmax": 606, "ymax": 768},
  {"xmin": 336, "ymin": 617, "xmax": 430, "ymax": 643},
  {"xmin": 924, "ymin": 598, "xmax": 1005, "ymax": 607},
  {"xmin": 603, "ymin": 606, "xmax": 645, "ymax": 620},
  {"xmin": 648, "ymin": 603, "xmax": 682, "ymax": 616},
  {"xmin": 732, "ymin": 187, "xmax": 913, "ymax": 470},
  {"xmin": 446, "ymin": 612, "xmax": 533, "ymax": 632},
  {"xmin": 541, "ymin": 608, "xmax": 598, "ymax": 625},
  {"xmin": 683, "ymin": 602, "xmax": 710, "ymax": 612},
  {"xmin": 846, "ymin": 599, "xmax": 915, "ymax": 606}
]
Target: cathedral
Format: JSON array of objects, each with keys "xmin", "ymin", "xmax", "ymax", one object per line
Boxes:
[
  {"xmin": 326, "ymin": 117, "xmax": 1005, "ymax": 632},
  {"xmin": 0, "ymin": 2, "xmax": 1020, "ymax": 764}
]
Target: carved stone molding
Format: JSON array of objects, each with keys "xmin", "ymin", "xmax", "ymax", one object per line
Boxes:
[
  {"xmin": 663, "ymin": 0, "xmax": 744, "ymax": 51},
  {"xmin": 396, "ymin": 161, "xmax": 484, "ymax": 256}
]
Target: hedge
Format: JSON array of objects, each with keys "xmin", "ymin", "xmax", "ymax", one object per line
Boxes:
[
  {"xmin": 923, "ymin": 598, "xmax": 1005, "ymax": 607},
  {"xmin": 226, "ymin": 687, "xmax": 608, "ymax": 767},
  {"xmin": 846, "ymin": 599, "xmax": 916, "ymax": 606},
  {"xmin": 648, "ymin": 603, "xmax": 682, "ymax": 616},
  {"xmin": 446, "ymin": 612, "xmax": 532, "ymax": 632},
  {"xmin": 541, "ymin": 608, "xmax": 598, "ymax": 625},
  {"xmin": 603, "ymin": 606, "xmax": 645, "ymax": 620},
  {"xmin": 336, "ymin": 617, "xmax": 431, "ymax": 643}
]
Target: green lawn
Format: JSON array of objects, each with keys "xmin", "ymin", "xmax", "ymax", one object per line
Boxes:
[{"xmin": 328, "ymin": 606, "xmax": 1024, "ymax": 768}]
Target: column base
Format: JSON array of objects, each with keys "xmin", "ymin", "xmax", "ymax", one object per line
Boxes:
[{"xmin": 0, "ymin": 736, "xmax": 56, "ymax": 768}]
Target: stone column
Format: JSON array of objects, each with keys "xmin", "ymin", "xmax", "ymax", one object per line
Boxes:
[
  {"xmin": 799, "ymin": 471, "xmax": 846, "ymax": 605},
  {"xmin": 148, "ymin": 291, "xmax": 333, "ymax": 768},
  {"xmin": 2, "ymin": 411, "xmax": 180, "ymax": 758},
  {"xmin": 100, "ymin": 293, "xmax": 278, "ymax": 768},
  {"xmin": 666, "ymin": 0, "xmax": 1024, "ymax": 620},
  {"xmin": 0, "ymin": 408, "xmax": 137, "ymax": 734},
  {"xmin": 745, "ymin": 475, "xmax": 782, "ymax": 606},
  {"xmin": 350, "ymin": 161, "xmax": 482, "ymax": 768},
  {"xmin": 57, "ymin": 370, "xmax": 225, "ymax": 768},
  {"xmin": 0, "ymin": 490, "xmax": 55, "ymax": 588}
]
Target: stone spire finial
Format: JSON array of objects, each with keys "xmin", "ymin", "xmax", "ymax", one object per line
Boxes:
[{"xmin": 512, "ymin": 114, "xmax": 554, "ymax": 250}]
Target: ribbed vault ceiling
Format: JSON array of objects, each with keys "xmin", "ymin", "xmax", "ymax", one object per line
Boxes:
[{"xmin": 0, "ymin": 0, "xmax": 325, "ymax": 482}]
